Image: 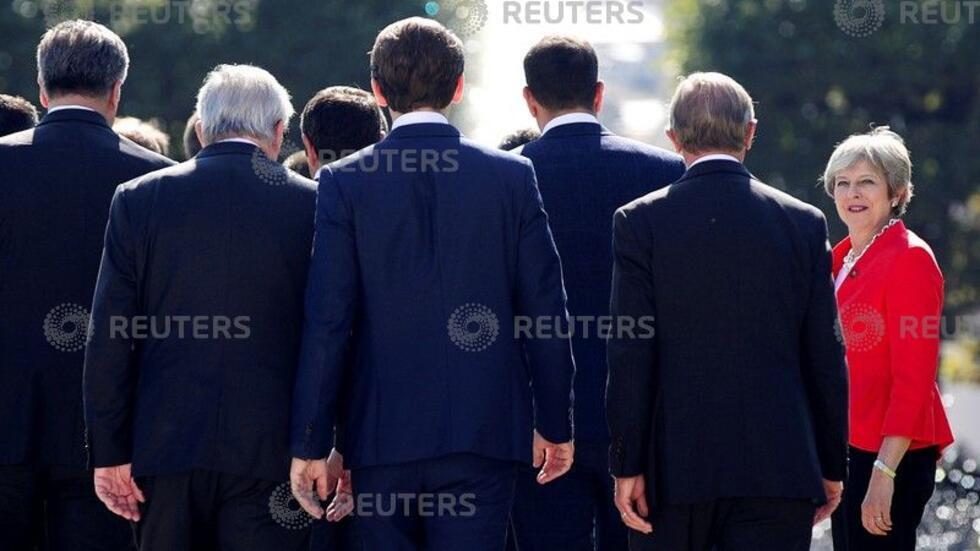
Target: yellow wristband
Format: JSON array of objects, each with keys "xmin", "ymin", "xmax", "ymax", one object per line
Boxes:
[{"xmin": 873, "ymin": 459, "xmax": 897, "ymax": 479}]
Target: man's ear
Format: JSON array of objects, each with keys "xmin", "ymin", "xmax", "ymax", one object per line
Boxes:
[
  {"xmin": 107, "ymin": 80, "xmax": 123, "ymax": 113},
  {"xmin": 665, "ymin": 129, "xmax": 683, "ymax": 154},
  {"xmin": 450, "ymin": 74, "xmax": 464, "ymax": 104},
  {"xmin": 195, "ymin": 119, "xmax": 207, "ymax": 147},
  {"xmin": 593, "ymin": 81, "xmax": 605, "ymax": 115},
  {"xmin": 370, "ymin": 79, "xmax": 388, "ymax": 108},
  {"xmin": 744, "ymin": 120, "xmax": 758, "ymax": 152},
  {"xmin": 38, "ymin": 78, "xmax": 49, "ymax": 109},
  {"xmin": 301, "ymin": 134, "xmax": 319, "ymax": 174},
  {"xmin": 523, "ymin": 86, "xmax": 539, "ymax": 119}
]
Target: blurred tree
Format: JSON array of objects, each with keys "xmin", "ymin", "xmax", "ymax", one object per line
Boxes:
[
  {"xmin": 666, "ymin": 0, "xmax": 980, "ymax": 315},
  {"xmin": 0, "ymin": 0, "xmax": 420, "ymax": 157}
]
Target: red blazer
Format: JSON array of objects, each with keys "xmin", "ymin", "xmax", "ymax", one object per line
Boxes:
[{"xmin": 833, "ymin": 220, "xmax": 953, "ymax": 453}]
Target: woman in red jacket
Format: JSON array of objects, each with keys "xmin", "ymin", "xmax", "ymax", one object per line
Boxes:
[{"xmin": 825, "ymin": 127, "xmax": 954, "ymax": 550}]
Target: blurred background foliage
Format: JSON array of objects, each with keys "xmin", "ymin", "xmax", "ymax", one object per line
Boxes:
[{"xmin": 665, "ymin": 0, "xmax": 979, "ymax": 381}]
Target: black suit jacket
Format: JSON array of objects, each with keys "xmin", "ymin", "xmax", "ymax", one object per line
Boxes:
[
  {"xmin": 83, "ymin": 142, "xmax": 317, "ymax": 481},
  {"xmin": 606, "ymin": 159, "xmax": 848, "ymax": 505},
  {"xmin": 0, "ymin": 109, "xmax": 174, "ymax": 468},
  {"xmin": 521, "ymin": 122, "xmax": 685, "ymax": 449}
]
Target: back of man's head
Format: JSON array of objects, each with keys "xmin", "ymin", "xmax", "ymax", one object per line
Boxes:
[
  {"xmin": 370, "ymin": 17, "xmax": 465, "ymax": 113},
  {"xmin": 113, "ymin": 116, "xmax": 171, "ymax": 157},
  {"xmin": 524, "ymin": 35, "xmax": 598, "ymax": 112},
  {"xmin": 498, "ymin": 128, "xmax": 540, "ymax": 151},
  {"xmin": 667, "ymin": 72, "xmax": 755, "ymax": 155},
  {"xmin": 36, "ymin": 20, "xmax": 129, "ymax": 100},
  {"xmin": 0, "ymin": 94, "xmax": 39, "ymax": 137},
  {"xmin": 195, "ymin": 64, "xmax": 294, "ymax": 145},
  {"xmin": 301, "ymin": 86, "xmax": 387, "ymax": 164}
]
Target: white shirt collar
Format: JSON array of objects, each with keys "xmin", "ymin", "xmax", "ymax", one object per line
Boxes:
[
  {"xmin": 688, "ymin": 153, "xmax": 741, "ymax": 168},
  {"xmin": 541, "ymin": 112, "xmax": 600, "ymax": 136},
  {"xmin": 391, "ymin": 111, "xmax": 449, "ymax": 130},
  {"xmin": 46, "ymin": 105, "xmax": 98, "ymax": 114},
  {"xmin": 216, "ymin": 137, "xmax": 262, "ymax": 147}
]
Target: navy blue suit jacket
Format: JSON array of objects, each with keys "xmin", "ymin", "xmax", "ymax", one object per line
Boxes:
[
  {"xmin": 606, "ymin": 160, "xmax": 848, "ymax": 504},
  {"xmin": 0, "ymin": 109, "xmax": 174, "ymax": 468},
  {"xmin": 521, "ymin": 122, "xmax": 684, "ymax": 448},
  {"xmin": 83, "ymin": 142, "xmax": 317, "ymax": 481},
  {"xmin": 291, "ymin": 122, "xmax": 576, "ymax": 469}
]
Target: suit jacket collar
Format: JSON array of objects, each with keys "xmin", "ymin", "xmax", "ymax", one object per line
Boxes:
[
  {"xmin": 385, "ymin": 123, "xmax": 461, "ymax": 141},
  {"xmin": 537, "ymin": 122, "xmax": 611, "ymax": 139},
  {"xmin": 38, "ymin": 108, "xmax": 110, "ymax": 129},
  {"xmin": 196, "ymin": 141, "xmax": 260, "ymax": 159},
  {"xmin": 674, "ymin": 159, "xmax": 752, "ymax": 184}
]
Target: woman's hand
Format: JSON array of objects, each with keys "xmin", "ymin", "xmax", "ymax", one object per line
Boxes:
[{"xmin": 861, "ymin": 470, "xmax": 895, "ymax": 536}]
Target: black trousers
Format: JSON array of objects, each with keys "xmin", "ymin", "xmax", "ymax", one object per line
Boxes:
[
  {"xmin": 510, "ymin": 442, "xmax": 626, "ymax": 551},
  {"xmin": 0, "ymin": 463, "xmax": 134, "ymax": 551},
  {"xmin": 831, "ymin": 446, "xmax": 937, "ymax": 551},
  {"xmin": 628, "ymin": 497, "xmax": 815, "ymax": 551},
  {"xmin": 351, "ymin": 453, "xmax": 518, "ymax": 551},
  {"xmin": 134, "ymin": 469, "xmax": 311, "ymax": 551}
]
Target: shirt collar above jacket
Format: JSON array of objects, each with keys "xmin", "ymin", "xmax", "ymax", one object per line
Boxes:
[
  {"xmin": 541, "ymin": 112, "xmax": 600, "ymax": 135},
  {"xmin": 391, "ymin": 111, "xmax": 450, "ymax": 130}
]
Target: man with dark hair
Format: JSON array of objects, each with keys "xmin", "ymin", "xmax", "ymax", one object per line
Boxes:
[
  {"xmin": 182, "ymin": 111, "xmax": 203, "ymax": 159},
  {"xmin": 300, "ymin": 85, "xmax": 387, "ymax": 176},
  {"xmin": 0, "ymin": 93, "xmax": 39, "ymax": 136},
  {"xmin": 498, "ymin": 127, "xmax": 540, "ymax": 152},
  {"xmin": 290, "ymin": 17, "xmax": 576, "ymax": 551},
  {"xmin": 0, "ymin": 20, "xmax": 173, "ymax": 550},
  {"xmin": 511, "ymin": 35, "xmax": 685, "ymax": 551}
]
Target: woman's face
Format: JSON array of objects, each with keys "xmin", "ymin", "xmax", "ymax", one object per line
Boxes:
[{"xmin": 833, "ymin": 160, "xmax": 895, "ymax": 236}]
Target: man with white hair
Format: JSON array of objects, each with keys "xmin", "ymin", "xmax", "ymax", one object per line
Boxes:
[
  {"xmin": 606, "ymin": 72, "xmax": 848, "ymax": 550},
  {"xmin": 83, "ymin": 64, "xmax": 317, "ymax": 550},
  {"xmin": 0, "ymin": 20, "xmax": 173, "ymax": 550}
]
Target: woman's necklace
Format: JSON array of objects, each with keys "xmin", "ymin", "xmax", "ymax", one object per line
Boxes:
[{"xmin": 842, "ymin": 218, "xmax": 900, "ymax": 273}]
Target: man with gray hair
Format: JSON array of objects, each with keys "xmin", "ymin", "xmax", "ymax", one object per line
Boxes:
[
  {"xmin": 83, "ymin": 64, "xmax": 318, "ymax": 550},
  {"xmin": 605, "ymin": 72, "xmax": 848, "ymax": 550},
  {"xmin": 0, "ymin": 20, "xmax": 173, "ymax": 550}
]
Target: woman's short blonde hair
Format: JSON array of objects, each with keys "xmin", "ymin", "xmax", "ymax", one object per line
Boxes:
[{"xmin": 823, "ymin": 126, "xmax": 914, "ymax": 216}]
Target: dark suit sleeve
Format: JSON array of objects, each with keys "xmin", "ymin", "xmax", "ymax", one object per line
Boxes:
[
  {"xmin": 516, "ymin": 164, "xmax": 575, "ymax": 444},
  {"xmin": 799, "ymin": 212, "xmax": 849, "ymax": 481},
  {"xmin": 290, "ymin": 168, "xmax": 358, "ymax": 459},
  {"xmin": 83, "ymin": 186, "xmax": 141, "ymax": 468},
  {"xmin": 605, "ymin": 208, "xmax": 657, "ymax": 478}
]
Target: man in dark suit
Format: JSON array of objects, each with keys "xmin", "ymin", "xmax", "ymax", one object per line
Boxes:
[
  {"xmin": 510, "ymin": 36, "xmax": 686, "ymax": 551},
  {"xmin": 289, "ymin": 17, "xmax": 576, "ymax": 551},
  {"xmin": 0, "ymin": 20, "xmax": 173, "ymax": 551},
  {"xmin": 606, "ymin": 72, "xmax": 848, "ymax": 551},
  {"xmin": 300, "ymin": 85, "xmax": 388, "ymax": 176},
  {"xmin": 83, "ymin": 64, "xmax": 316, "ymax": 550}
]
